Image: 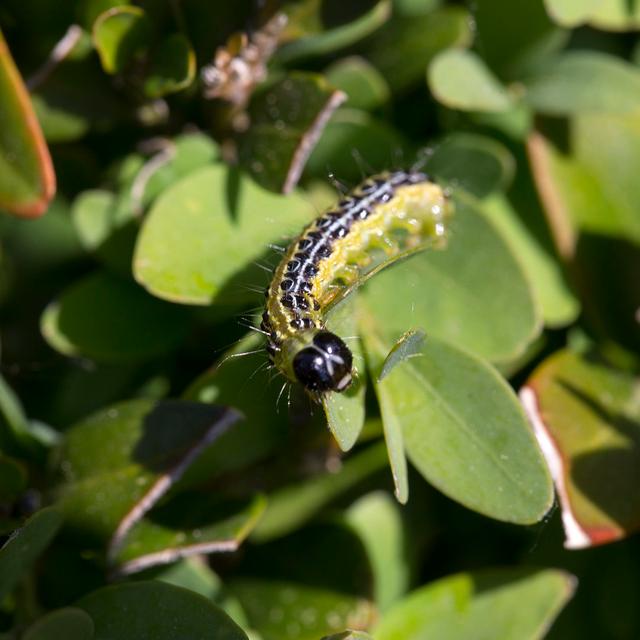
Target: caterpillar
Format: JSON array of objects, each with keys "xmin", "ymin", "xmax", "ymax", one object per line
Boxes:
[{"xmin": 261, "ymin": 169, "xmax": 452, "ymax": 396}]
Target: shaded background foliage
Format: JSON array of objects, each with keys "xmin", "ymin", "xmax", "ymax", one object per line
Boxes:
[{"xmin": 0, "ymin": 0, "xmax": 639, "ymax": 638}]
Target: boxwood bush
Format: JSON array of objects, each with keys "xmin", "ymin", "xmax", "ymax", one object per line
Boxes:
[{"xmin": 0, "ymin": 1, "xmax": 639, "ymax": 639}]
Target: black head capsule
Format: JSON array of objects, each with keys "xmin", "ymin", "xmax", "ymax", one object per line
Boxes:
[{"xmin": 292, "ymin": 331, "xmax": 353, "ymax": 393}]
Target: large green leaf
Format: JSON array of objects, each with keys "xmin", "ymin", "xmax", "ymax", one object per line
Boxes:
[
  {"xmin": 363, "ymin": 331, "xmax": 553, "ymax": 524},
  {"xmin": 55, "ymin": 399, "xmax": 241, "ymax": 549},
  {"xmin": 375, "ymin": 569, "xmax": 575, "ymax": 639},
  {"xmin": 77, "ymin": 581, "xmax": 248, "ymax": 640},
  {"xmin": 41, "ymin": 271, "xmax": 191, "ymax": 362},
  {"xmin": 0, "ymin": 507, "xmax": 63, "ymax": 601},
  {"xmin": 522, "ymin": 349, "xmax": 640, "ymax": 548},
  {"xmin": 239, "ymin": 73, "xmax": 346, "ymax": 193},
  {"xmin": 134, "ymin": 164, "xmax": 313, "ymax": 305},
  {"xmin": 362, "ymin": 196, "xmax": 541, "ymax": 362},
  {"xmin": 0, "ymin": 30, "xmax": 55, "ymax": 217}
]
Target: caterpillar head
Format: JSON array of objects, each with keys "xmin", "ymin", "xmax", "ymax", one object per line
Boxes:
[{"xmin": 292, "ymin": 331, "xmax": 353, "ymax": 393}]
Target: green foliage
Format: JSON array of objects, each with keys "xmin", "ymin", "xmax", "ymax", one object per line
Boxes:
[{"xmin": 0, "ymin": 1, "xmax": 638, "ymax": 638}]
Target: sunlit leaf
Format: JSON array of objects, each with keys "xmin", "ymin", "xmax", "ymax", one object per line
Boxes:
[
  {"xmin": 375, "ymin": 568, "xmax": 575, "ymax": 639},
  {"xmin": 0, "ymin": 30, "xmax": 55, "ymax": 217}
]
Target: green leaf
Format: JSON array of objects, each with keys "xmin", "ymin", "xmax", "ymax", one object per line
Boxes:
[
  {"xmin": 277, "ymin": 0, "xmax": 392, "ymax": 64},
  {"xmin": 325, "ymin": 56, "xmax": 390, "ymax": 111},
  {"xmin": 134, "ymin": 164, "xmax": 313, "ymax": 305},
  {"xmin": 240, "ymin": 73, "xmax": 346, "ymax": 193},
  {"xmin": 113, "ymin": 494, "xmax": 266, "ymax": 575},
  {"xmin": 322, "ymin": 299, "xmax": 366, "ymax": 452},
  {"xmin": 92, "ymin": 6, "xmax": 151, "ymax": 74},
  {"xmin": 144, "ymin": 33, "xmax": 195, "ymax": 98},
  {"xmin": 56, "ymin": 399, "xmax": 241, "ymax": 547},
  {"xmin": 367, "ymin": 7, "xmax": 473, "ymax": 93},
  {"xmin": 41, "ymin": 271, "xmax": 191, "ymax": 362},
  {"xmin": 365, "ymin": 333, "xmax": 553, "ymax": 524},
  {"xmin": 375, "ymin": 569, "xmax": 575, "ymax": 639},
  {"xmin": 322, "ymin": 632, "xmax": 373, "ymax": 640},
  {"xmin": 362, "ymin": 196, "xmax": 541, "ymax": 362},
  {"xmin": 345, "ymin": 492, "xmax": 408, "ymax": 612},
  {"xmin": 426, "ymin": 133, "xmax": 516, "ymax": 199},
  {"xmin": 362, "ymin": 325, "xmax": 410, "ymax": 504},
  {"xmin": 77, "ymin": 581, "xmax": 248, "ymax": 640},
  {"xmin": 23, "ymin": 608, "xmax": 94, "ymax": 640},
  {"xmin": 523, "ymin": 52, "xmax": 640, "ymax": 115},
  {"xmin": 481, "ymin": 194, "xmax": 579, "ymax": 328},
  {"xmin": 0, "ymin": 30, "xmax": 55, "ymax": 217},
  {"xmin": 0, "ymin": 507, "xmax": 63, "ymax": 601},
  {"xmin": 251, "ymin": 442, "xmax": 389, "ymax": 542},
  {"xmin": 428, "ymin": 49, "xmax": 513, "ymax": 113},
  {"xmin": 522, "ymin": 349, "xmax": 640, "ymax": 547}
]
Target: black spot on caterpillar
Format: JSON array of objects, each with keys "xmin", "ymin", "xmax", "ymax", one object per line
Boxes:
[{"xmin": 262, "ymin": 169, "xmax": 452, "ymax": 396}]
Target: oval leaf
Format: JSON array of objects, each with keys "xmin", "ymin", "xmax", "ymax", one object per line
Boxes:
[
  {"xmin": 365, "ymin": 333, "xmax": 553, "ymax": 524},
  {"xmin": 92, "ymin": 6, "xmax": 151, "ymax": 74},
  {"xmin": 77, "ymin": 580, "xmax": 248, "ymax": 640},
  {"xmin": 375, "ymin": 568, "xmax": 575, "ymax": 640},
  {"xmin": 428, "ymin": 49, "xmax": 513, "ymax": 113},
  {"xmin": 134, "ymin": 164, "xmax": 313, "ymax": 305},
  {"xmin": 56, "ymin": 399, "xmax": 241, "ymax": 548},
  {"xmin": 41, "ymin": 271, "xmax": 191, "ymax": 362},
  {"xmin": 0, "ymin": 31, "xmax": 55, "ymax": 217}
]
